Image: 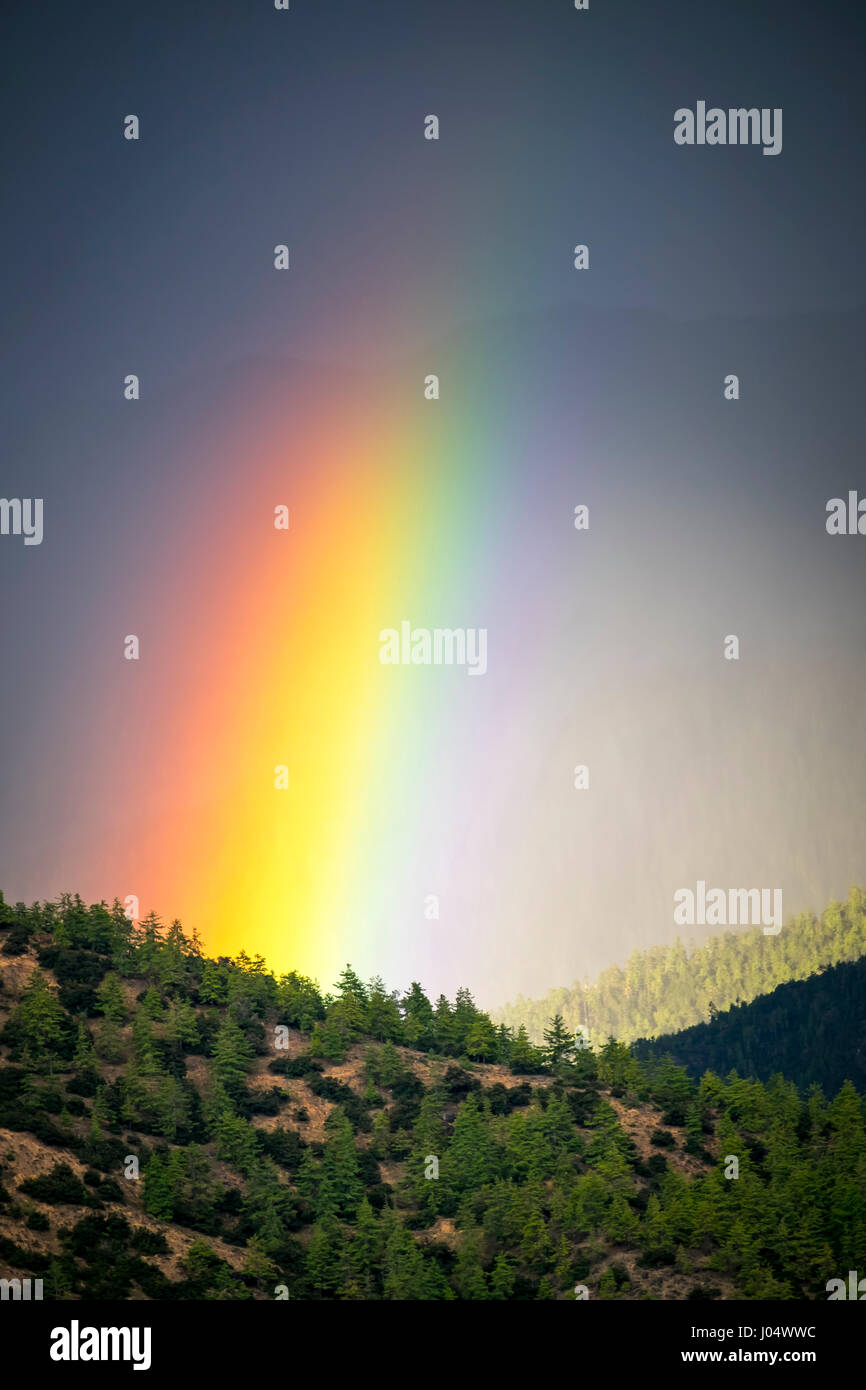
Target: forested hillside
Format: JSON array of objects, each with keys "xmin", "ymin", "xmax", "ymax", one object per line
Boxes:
[
  {"xmin": 0, "ymin": 892, "xmax": 864, "ymax": 1301},
  {"xmin": 633, "ymin": 955, "xmax": 866, "ymax": 1095},
  {"xmin": 497, "ymin": 887, "xmax": 866, "ymax": 1044}
]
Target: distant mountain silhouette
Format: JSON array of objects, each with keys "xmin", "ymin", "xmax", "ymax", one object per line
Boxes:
[{"xmin": 633, "ymin": 955, "xmax": 866, "ymax": 1094}]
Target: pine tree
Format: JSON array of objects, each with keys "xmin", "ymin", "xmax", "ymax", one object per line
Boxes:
[
  {"xmin": 349, "ymin": 1197, "xmax": 383, "ymax": 1296},
  {"xmin": 199, "ymin": 958, "xmax": 229, "ymax": 1004},
  {"xmin": 309, "ymin": 1012, "xmax": 352, "ymax": 1062},
  {"xmin": 606, "ymin": 1193, "xmax": 639, "ymax": 1243},
  {"xmin": 140, "ymin": 986, "xmax": 165, "ymax": 1021},
  {"xmin": 320, "ymin": 1112, "xmax": 363, "ymax": 1218},
  {"xmin": 335, "ymin": 964, "xmax": 368, "ymax": 1005},
  {"xmin": 243, "ymin": 1235, "xmax": 278, "ymax": 1288},
  {"xmin": 297, "ymin": 1147, "xmax": 320, "ymax": 1204},
  {"xmin": 401, "ymin": 981, "xmax": 435, "ymax": 1049},
  {"xmin": 490, "ymin": 1254, "xmax": 515, "ymax": 1299},
  {"xmin": 154, "ymin": 1074, "xmax": 190, "ymax": 1140},
  {"xmin": 73, "ymin": 1020, "xmax": 96, "ymax": 1073},
  {"xmin": 211, "ymin": 1015, "xmax": 255, "ymax": 1098},
  {"xmin": 130, "ymin": 1010, "xmax": 162, "ymax": 1075},
  {"xmin": 215, "ymin": 1110, "xmax": 259, "ymax": 1175},
  {"xmin": 409, "ymin": 1091, "xmax": 448, "ymax": 1218},
  {"xmin": 143, "ymin": 1154, "xmax": 174, "ymax": 1220},
  {"xmin": 307, "ymin": 1223, "xmax": 343, "ymax": 1295},
  {"xmin": 382, "ymin": 1217, "xmax": 427, "ymax": 1300},
  {"xmin": 366, "ymin": 977, "xmax": 402, "ymax": 1041},
  {"xmin": 543, "ymin": 1014, "xmax": 575, "ymax": 1067},
  {"xmin": 377, "ymin": 1039, "xmax": 404, "ymax": 1086},
  {"xmin": 165, "ymin": 998, "xmax": 200, "ymax": 1050},
  {"xmin": 13, "ymin": 969, "xmax": 69, "ymax": 1064},
  {"xmin": 96, "ymin": 972, "xmax": 126, "ymax": 1023},
  {"xmin": 433, "ymin": 995, "xmax": 457, "ymax": 1054},
  {"xmin": 465, "ymin": 1016, "xmax": 498, "ymax": 1062},
  {"xmin": 369, "ymin": 1109, "xmax": 391, "ymax": 1161},
  {"xmin": 453, "ymin": 1229, "xmax": 488, "ymax": 1299},
  {"xmin": 510, "ymin": 1024, "xmax": 543, "ymax": 1074},
  {"xmin": 520, "ymin": 1206, "xmax": 553, "ymax": 1273},
  {"xmin": 447, "ymin": 1093, "xmax": 494, "ymax": 1191}
]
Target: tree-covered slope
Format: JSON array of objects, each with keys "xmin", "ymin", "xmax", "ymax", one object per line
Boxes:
[
  {"xmin": 497, "ymin": 887, "xmax": 866, "ymax": 1045},
  {"xmin": 632, "ymin": 955, "xmax": 866, "ymax": 1095},
  {"xmin": 0, "ymin": 891, "xmax": 864, "ymax": 1301}
]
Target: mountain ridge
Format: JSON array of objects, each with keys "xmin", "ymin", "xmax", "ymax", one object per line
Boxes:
[
  {"xmin": 1, "ymin": 891, "xmax": 864, "ymax": 1301},
  {"xmin": 496, "ymin": 886, "xmax": 866, "ymax": 1045}
]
